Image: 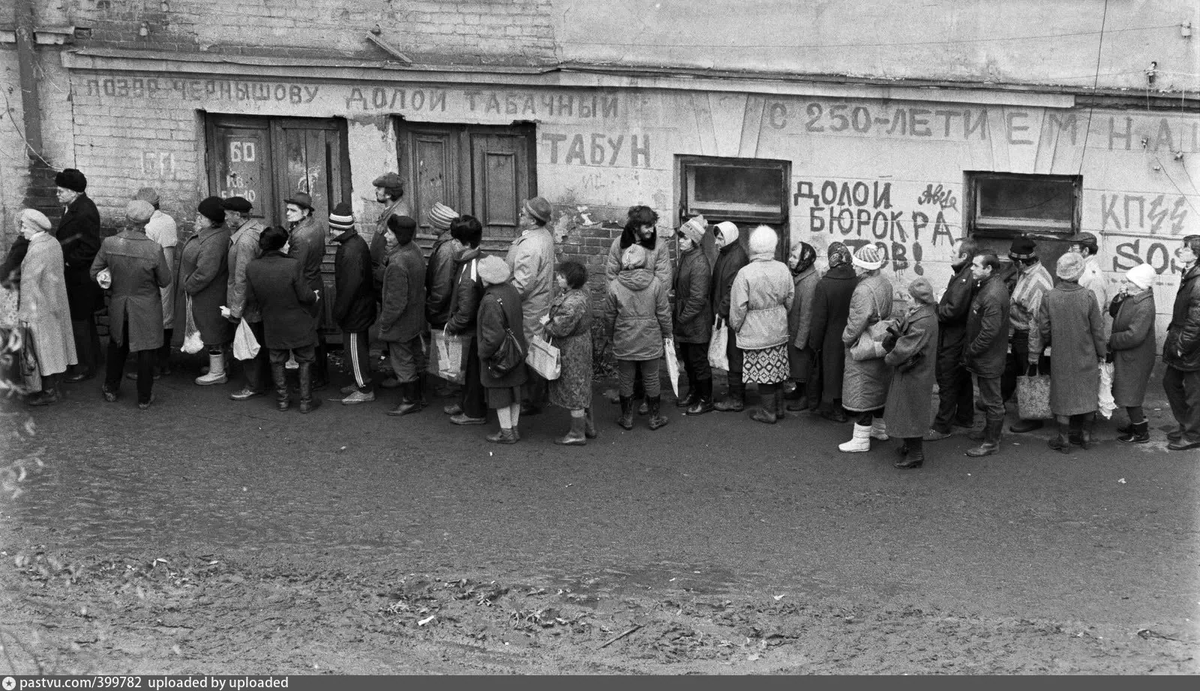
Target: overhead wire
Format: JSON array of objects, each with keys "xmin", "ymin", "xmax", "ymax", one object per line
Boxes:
[{"xmin": 1077, "ymin": 0, "xmax": 1110, "ymax": 176}]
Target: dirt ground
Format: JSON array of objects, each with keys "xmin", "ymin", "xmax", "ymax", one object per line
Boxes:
[{"xmin": 0, "ymin": 356, "xmax": 1197, "ymax": 675}]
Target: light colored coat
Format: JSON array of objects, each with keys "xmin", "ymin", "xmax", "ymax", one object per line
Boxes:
[
  {"xmin": 841, "ymin": 272, "xmax": 894, "ymax": 413},
  {"xmin": 729, "ymin": 255, "xmax": 794, "ymax": 350},
  {"xmin": 1108, "ymin": 289, "xmax": 1156, "ymax": 407},
  {"xmin": 144, "ymin": 209, "xmax": 178, "ymax": 329},
  {"xmin": 226, "ymin": 219, "xmax": 265, "ymax": 322},
  {"xmin": 1033, "ymin": 281, "xmax": 1106, "ymax": 416},
  {"xmin": 18, "ymin": 233, "xmax": 77, "ymax": 376},
  {"xmin": 505, "ymin": 225, "xmax": 555, "ymax": 343},
  {"xmin": 603, "ymin": 268, "xmax": 671, "ymax": 361},
  {"xmin": 90, "ymin": 229, "xmax": 171, "ymax": 352}
]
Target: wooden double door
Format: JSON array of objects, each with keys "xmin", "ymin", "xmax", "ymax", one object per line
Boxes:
[{"xmin": 397, "ymin": 121, "xmax": 538, "ymax": 252}]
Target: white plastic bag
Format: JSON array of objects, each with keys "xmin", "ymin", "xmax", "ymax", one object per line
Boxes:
[
  {"xmin": 1098, "ymin": 361, "xmax": 1116, "ymax": 419},
  {"xmin": 232, "ymin": 317, "xmax": 260, "ymax": 361},
  {"xmin": 180, "ymin": 295, "xmax": 204, "ymax": 354},
  {"xmin": 707, "ymin": 318, "xmax": 729, "ymax": 371},
  {"xmin": 663, "ymin": 337, "xmax": 680, "ymax": 398}
]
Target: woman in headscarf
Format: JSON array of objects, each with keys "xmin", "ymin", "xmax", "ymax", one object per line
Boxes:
[
  {"xmin": 180, "ymin": 196, "xmax": 233, "ymax": 385},
  {"xmin": 786, "ymin": 241, "xmax": 820, "ymax": 412},
  {"xmin": 838, "ymin": 244, "xmax": 895, "ymax": 453},
  {"xmin": 729, "ymin": 226, "xmax": 794, "ymax": 424},
  {"xmin": 884, "ymin": 277, "xmax": 940, "ymax": 469},
  {"xmin": 672, "ymin": 215, "xmax": 713, "ymax": 414},
  {"xmin": 17, "ymin": 209, "xmax": 78, "ymax": 406},
  {"xmin": 710, "ymin": 221, "xmax": 750, "ymax": 411},
  {"xmin": 604, "ymin": 244, "xmax": 673, "ymax": 431},
  {"xmin": 476, "ymin": 255, "xmax": 528, "ymax": 444},
  {"xmin": 1109, "ymin": 264, "xmax": 1158, "ymax": 444},
  {"xmin": 542, "ymin": 260, "xmax": 596, "ymax": 445},
  {"xmin": 91, "ymin": 200, "xmax": 172, "ymax": 409},
  {"xmin": 807, "ymin": 242, "xmax": 857, "ymax": 422},
  {"xmin": 1030, "ymin": 251, "xmax": 1106, "ymax": 453}
]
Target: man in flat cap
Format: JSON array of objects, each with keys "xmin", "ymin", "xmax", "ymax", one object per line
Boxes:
[
  {"xmin": 1001, "ymin": 236, "xmax": 1054, "ymax": 434},
  {"xmin": 425, "ymin": 202, "xmax": 463, "ymax": 399},
  {"xmin": 285, "ymin": 191, "xmax": 330, "ymax": 390},
  {"xmin": 55, "ymin": 168, "xmax": 103, "ymax": 382},
  {"xmin": 224, "ymin": 196, "xmax": 269, "ymax": 401},
  {"xmin": 1067, "ymin": 231, "xmax": 1110, "ymax": 337},
  {"xmin": 506, "ymin": 196, "xmax": 556, "ymax": 414},
  {"xmin": 368, "ymin": 172, "xmax": 410, "ymax": 389},
  {"xmin": 133, "ymin": 187, "xmax": 177, "ymax": 378}
]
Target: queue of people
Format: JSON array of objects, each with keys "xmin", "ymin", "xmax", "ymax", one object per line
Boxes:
[{"xmin": 4, "ymin": 167, "xmax": 1200, "ymax": 458}]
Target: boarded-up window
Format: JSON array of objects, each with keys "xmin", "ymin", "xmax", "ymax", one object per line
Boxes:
[{"xmin": 967, "ymin": 172, "xmax": 1080, "ymax": 238}]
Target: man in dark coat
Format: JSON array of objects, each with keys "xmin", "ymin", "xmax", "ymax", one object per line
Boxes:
[
  {"xmin": 328, "ymin": 203, "xmax": 378, "ymax": 405},
  {"xmin": 807, "ymin": 242, "xmax": 856, "ymax": 422},
  {"xmin": 963, "ymin": 253, "xmax": 1012, "ymax": 457},
  {"xmin": 673, "ymin": 216, "xmax": 713, "ymax": 415},
  {"xmin": 245, "ymin": 226, "xmax": 319, "ymax": 413},
  {"xmin": 710, "ymin": 221, "xmax": 750, "ymax": 411},
  {"xmin": 925, "ymin": 237, "xmax": 979, "ymax": 440},
  {"xmin": 224, "ymin": 196, "xmax": 268, "ymax": 401},
  {"xmin": 54, "ymin": 168, "xmax": 103, "ymax": 381},
  {"xmin": 443, "ymin": 215, "xmax": 488, "ymax": 425},
  {"xmin": 378, "ymin": 215, "xmax": 428, "ymax": 416},
  {"xmin": 285, "ymin": 191, "xmax": 330, "ymax": 389},
  {"xmin": 1163, "ymin": 235, "xmax": 1200, "ymax": 451},
  {"xmin": 425, "ymin": 202, "xmax": 462, "ymax": 397}
]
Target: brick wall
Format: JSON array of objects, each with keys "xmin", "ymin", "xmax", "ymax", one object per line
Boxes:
[{"xmin": 60, "ymin": 0, "xmax": 557, "ymax": 63}]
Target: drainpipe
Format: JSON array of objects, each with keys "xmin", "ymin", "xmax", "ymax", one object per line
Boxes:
[{"xmin": 14, "ymin": 0, "xmax": 43, "ymax": 161}]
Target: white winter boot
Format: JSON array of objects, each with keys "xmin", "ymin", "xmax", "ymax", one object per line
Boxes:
[
  {"xmin": 195, "ymin": 351, "xmax": 228, "ymax": 386},
  {"xmin": 838, "ymin": 423, "xmax": 872, "ymax": 453},
  {"xmin": 870, "ymin": 418, "xmax": 889, "ymax": 440}
]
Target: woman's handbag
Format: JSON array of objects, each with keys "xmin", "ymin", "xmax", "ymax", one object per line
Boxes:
[
  {"xmin": 848, "ymin": 290, "xmax": 891, "ymax": 361},
  {"xmin": 486, "ymin": 297, "xmax": 525, "ymax": 378},
  {"xmin": 19, "ymin": 322, "xmax": 41, "ymax": 393},
  {"xmin": 181, "ymin": 295, "xmax": 204, "ymax": 354},
  {"xmin": 232, "ymin": 317, "xmax": 260, "ymax": 361},
  {"xmin": 526, "ymin": 332, "xmax": 561, "ymax": 381},
  {"xmin": 708, "ymin": 318, "xmax": 729, "ymax": 371},
  {"xmin": 1015, "ymin": 364, "xmax": 1053, "ymax": 420}
]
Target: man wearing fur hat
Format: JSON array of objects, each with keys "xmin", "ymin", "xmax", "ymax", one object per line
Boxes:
[
  {"xmin": 54, "ymin": 168, "xmax": 103, "ymax": 382},
  {"xmin": 133, "ymin": 187, "xmax": 178, "ymax": 377},
  {"xmin": 1162, "ymin": 235, "xmax": 1200, "ymax": 450},
  {"xmin": 506, "ymin": 196, "xmax": 556, "ymax": 414},
  {"xmin": 90, "ymin": 200, "xmax": 172, "ymax": 409},
  {"xmin": 1001, "ymin": 236, "xmax": 1054, "ymax": 434},
  {"xmin": 425, "ymin": 202, "xmax": 463, "ymax": 397},
  {"xmin": 223, "ymin": 196, "xmax": 268, "ymax": 401}
]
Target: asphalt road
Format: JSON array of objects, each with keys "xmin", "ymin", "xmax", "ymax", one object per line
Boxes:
[{"xmin": 1, "ymin": 365, "xmax": 1197, "ymax": 672}]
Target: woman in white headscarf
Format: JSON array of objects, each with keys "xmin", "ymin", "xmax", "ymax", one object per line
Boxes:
[
  {"xmin": 1108, "ymin": 263, "xmax": 1158, "ymax": 444},
  {"xmin": 18, "ymin": 209, "xmax": 78, "ymax": 405},
  {"xmin": 729, "ymin": 226, "xmax": 794, "ymax": 424}
]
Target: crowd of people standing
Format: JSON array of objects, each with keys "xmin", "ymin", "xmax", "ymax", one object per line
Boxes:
[{"xmin": 4, "ymin": 167, "xmax": 1200, "ymax": 458}]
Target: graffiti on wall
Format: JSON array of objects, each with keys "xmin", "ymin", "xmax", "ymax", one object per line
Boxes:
[
  {"xmin": 793, "ymin": 178, "xmax": 959, "ymax": 275},
  {"xmin": 1112, "ymin": 238, "xmax": 1191, "ymax": 275},
  {"xmin": 140, "ymin": 151, "xmax": 176, "ymax": 180},
  {"xmin": 1100, "ymin": 193, "xmax": 1190, "ymax": 235},
  {"xmin": 541, "ymin": 133, "xmax": 651, "ymax": 168}
]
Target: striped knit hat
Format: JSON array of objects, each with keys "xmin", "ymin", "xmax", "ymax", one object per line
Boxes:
[
  {"xmin": 428, "ymin": 202, "xmax": 458, "ymax": 231},
  {"xmin": 329, "ymin": 202, "xmax": 355, "ymax": 232},
  {"xmin": 852, "ymin": 244, "xmax": 884, "ymax": 270}
]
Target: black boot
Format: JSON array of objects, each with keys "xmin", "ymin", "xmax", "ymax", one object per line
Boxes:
[
  {"xmin": 299, "ymin": 363, "xmax": 321, "ymax": 414},
  {"xmin": 1117, "ymin": 420, "xmax": 1150, "ymax": 444},
  {"xmin": 751, "ymin": 386, "xmax": 778, "ymax": 424},
  {"xmin": 786, "ymin": 382, "xmax": 809, "ymax": 412},
  {"xmin": 647, "ymin": 395, "xmax": 669, "ymax": 430},
  {"xmin": 584, "ymin": 407, "xmax": 598, "ymax": 439},
  {"xmin": 617, "ymin": 395, "xmax": 634, "ymax": 430},
  {"xmin": 1048, "ymin": 420, "xmax": 1072, "ymax": 453},
  {"xmin": 714, "ymin": 373, "xmax": 745, "ymax": 412},
  {"xmin": 272, "ymin": 364, "xmax": 290, "ymax": 411},
  {"xmin": 676, "ymin": 373, "xmax": 699, "ymax": 408},
  {"xmin": 686, "ymin": 379, "xmax": 714, "ymax": 416},
  {"xmin": 388, "ymin": 381, "xmax": 423, "ymax": 416},
  {"xmin": 965, "ymin": 417, "xmax": 1002, "ymax": 457},
  {"xmin": 895, "ymin": 437, "xmax": 924, "ymax": 468}
]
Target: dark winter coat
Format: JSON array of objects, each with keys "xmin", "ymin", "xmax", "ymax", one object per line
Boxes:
[
  {"xmin": 604, "ymin": 267, "xmax": 672, "ymax": 361},
  {"xmin": 937, "ymin": 259, "xmax": 977, "ymax": 347},
  {"xmin": 672, "ymin": 245, "xmax": 712, "ymax": 344},
  {"xmin": 1164, "ymin": 264, "xmax": 1200, "ymax": 372},
  {"xmin": 244, "ymin": 251, "xmax": 317, "ymax": 350},
  {"xmin": 1033, "ymin": 281, "xmax": 1106, "ymax": 416},
  {"xmin": 710, "ymin": 240, "xmax": 749, "ymax": 322},
  {"xmin": 806, "ymin": 264, "xmax": 857, "ymax": 400},
  {"xmin": 56, "ymin": 193, "xmax": 104, "ymax": 319},
  {"xmin": 425, "ymin": 232, "xmax": 462, "ymax": 328},
  {"xmin": 788, "ymin": 266, "xmax": 819, "ymax": 381},
  {"xmin": 89, "ymin": 229, "xmax": 171, "ymax": 352},
  {"xmin": 378, "ymin": 242, "xmax": 427, "ymax": 343},
  {"xmin": 288, "ymin": 215, "xmax": 328, "ymax": 326},
  {"xmin": 884, "ymin": 303, "xmax": 939, "ymax": 438},
  {"xmin": 1, "ymin": 237, "xmax": 28, "ymax": 289},
  {"xmin": 445, "ymin": 247, "xmax": 485, "ymax": 336},
  {"xmin": 545, "ymin": 288, "xmax": 594, "ymax": 410},
  {"xmin": 179, "ymin": 224, "xmax": 233, "ymax": 346},
  {"xmin": 331, "ymin": 229, "xmax": 376, "ymax": 333},
  {"xmin": 477, "ymin": 281, "xmax": 529, "ymax": 389},
  {"xmin": 841, "ymin": 272, "xmax": 894, "ymax": 413},
  {"xmin": 1108, "ymin": 289, "xmax": 1157, "ymax": 407},
  {"xmin": 964, "ymin": 274, "xmax": 1011, "ymax": 379}
]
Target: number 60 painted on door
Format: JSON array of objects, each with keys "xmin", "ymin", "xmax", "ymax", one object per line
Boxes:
[{"xmin": 229, "ymin": 141, "xmax": 257, "ymax": 163}]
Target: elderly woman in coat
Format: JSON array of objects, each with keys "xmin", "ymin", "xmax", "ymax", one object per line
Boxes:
[
  {"xmin": 541, "ymin": 260, "xmax": 595, "ymax": 446},
  {"xmin": 18, "ymin": 209, "xmax": 77, "ymax": 406},
  {"xmin": 884, "ymin": 277, "xmax": 939, "ymax": 469},
  {"xmin": 180, "ymin": 196, "xmax": 233, "ymax": 386},
  {"xmin": 1108, "ymin": 264, "xmax": 1158, "ymax": 444},
  {"xmin": 786, "ymin": 241, "xmax": 819, "ymax": 412},
  {"xmin": 807, "ymin": 242, "xmax": 856, "ymax": 422},
  {"xmin": 1030, "ymin": 251, "xmax": 1107, "ymax": 452},
  {"xmin": 476, "ymin": 255, "xmax": 529, "ymax": 444},
  {"xmin": 729, "ymin": 226, "xmax": 795, "ymax": 424},
  {"xmin": 839, "ymin": 244, "xmax": 895, "ymax": 453},
  {"xmin": 91, "ymin": 200, "xmax": 172, "ymax": 409},
  {"xmin": 672, "ymin": 215, "xmax": 713, "ymax": 415},
  {"xmin": 604, "ymin": 244, "xmax": 672, "ymax": 431}
]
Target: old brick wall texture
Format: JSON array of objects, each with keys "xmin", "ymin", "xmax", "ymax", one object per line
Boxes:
[{"xmin": 64, "ymin": 0, "xmax": 557, "ymax": 62}]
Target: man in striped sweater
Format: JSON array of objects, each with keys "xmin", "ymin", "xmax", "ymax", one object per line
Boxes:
[{"xmin": 1002, "ymin": 236, "xmax": 1055, "ymax": 434}]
